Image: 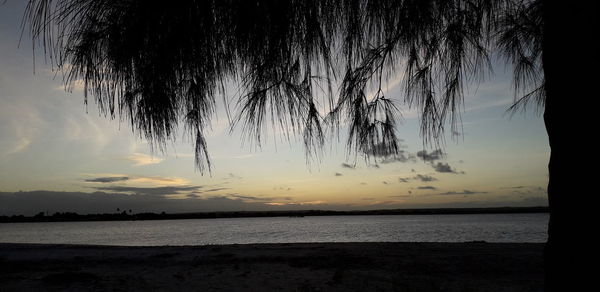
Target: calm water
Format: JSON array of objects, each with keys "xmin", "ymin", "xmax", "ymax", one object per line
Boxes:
[{"xmin": 0, "ymin": 213, "xmax": 548, "ymax": 246}]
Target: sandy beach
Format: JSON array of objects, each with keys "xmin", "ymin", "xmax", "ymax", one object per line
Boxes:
[{"xmin": 0, "ymin": 242, "xmax": 543, "ymax": 291}]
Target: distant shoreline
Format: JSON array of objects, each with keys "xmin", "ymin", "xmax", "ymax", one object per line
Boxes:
[
  {"xmin": 0, "ymin": 206, "xmax": 548, "ymax": 223},
  {"xmin": 0, "ymin": 242, "xmax": 544, "ymax": 291}
]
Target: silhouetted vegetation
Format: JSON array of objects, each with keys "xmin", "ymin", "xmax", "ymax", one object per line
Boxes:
[
  {"xmin": 24, "ymin": 0, "xmax": 543, "ymax": 172},
  {"xmin": 0, "ymin": 207, "xmax": 548, "ymax": 223}
]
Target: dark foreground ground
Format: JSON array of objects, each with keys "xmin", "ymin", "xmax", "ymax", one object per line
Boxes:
[{"xmin": 0, "ymin": 242, "xmax": 543, "ymax": 291}]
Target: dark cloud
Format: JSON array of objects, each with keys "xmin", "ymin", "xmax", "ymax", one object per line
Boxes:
[
  {"xmin": 389, "ymin": 194, "xmax": 412, "ymax": 198},
  {"xmin": 379, "ymin": 152, "xmax": 416, "ymax": 164},
  {"xmin": 84, "ymin": 176, "xmax": 129, "ymax": 183},
  {"xmin": 433, "ymin": 162, "xmax": 452, "ymax": 173},
  {"xmin": 341, "ymin": 163, "xmax": 355, "ymax": 169},
  {"xmin": 416, "ymin": 149, "xmax": 445, "ymax": 162},
  {"xmin": 93, "ymin": 185, "xmax": 202, "ymax": 196},
  {"xmin": 363, "ymin": 142, "xmax": 402, "ymax": 157},
  {"xmin": 432, "ymin": 162, "xmax": 464, "ymax": 174},
  {"xmin": 0, "ymin": 191, "xmax": 299, "ymax": 216},
  {"xmin": 225, "ymin": 173, "xmax": 243, "ymax": 180},
  {"xmin": 417, "ymin": 186, "xmax": 437, "ymax": 190},
  {"xmin": 202, "ymin": 187, "xmax": 230, "ymax": 193},
  {"xmin": 397, "ymin": 174, "xmax": 437, "ymax": 183},
  {"xmin": 202, "ymin": 193, "xmax": 294, "ymax": 202},
  {"xmin": 414, "ymin": 174, "xmax": 437, "ymax": 182},
  {"xmin": 438, "ymin": 190, "xmax": 488, "ymax": 195},
  {"xmin": 362, "ymin": 141, "xmax": 417, "ymax": 164},
  {"xmin": 382, "ymin": 181, "xmax": 390, "ymax": 185},
  {"xmin": 0, "ymin": 191, "xmax": 278, "ymax": 215},
  {"xmin": 227, "ymin": 194, "xmax": 270, "ymax": 201},
  {"xmin": 335, "ymin": 172, "xmax": 343, "ymax": 177},
  {"xmin": 273, "ymin": 187, "xmax": 292, "ymax": 191}
]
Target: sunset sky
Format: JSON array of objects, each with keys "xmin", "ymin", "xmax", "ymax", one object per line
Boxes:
[{"xmin": 0, "ymin": 2, "xmax": 549, "ymax": 215}]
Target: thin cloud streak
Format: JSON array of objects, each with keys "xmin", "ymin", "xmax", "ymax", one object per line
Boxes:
[
  {"xmin": 127, "ymin": 153, "xmax": 164, "ymax": 166},
  {"xmin": 93, "ymin": 185, "xmax": 202, "ymax": 196},
  {"xmin": 85, "ymin": 176, "xmax": 129, "ymax": 183},
  {"xmin": 437, "ymin": 190, "xmax": 488, "ymax": 195}
]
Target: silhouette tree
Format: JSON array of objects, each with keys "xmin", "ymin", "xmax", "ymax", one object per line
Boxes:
[{"xmin": 23, "ymin": 0, "xmax": 595, "ymax": 290}]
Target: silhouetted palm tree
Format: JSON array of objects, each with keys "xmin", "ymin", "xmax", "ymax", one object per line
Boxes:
[{"xmin": 23, "ymin": 0, "xmax": 596, "ymax": 290}]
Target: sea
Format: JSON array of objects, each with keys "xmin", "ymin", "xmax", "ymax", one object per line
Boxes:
[{"xmin": 0, "ymin": 213, "xmax": 548, "ymax": 246}]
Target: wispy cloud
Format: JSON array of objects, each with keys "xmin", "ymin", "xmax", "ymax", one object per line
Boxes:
[
  {"xmin": 224, "ymin": 173, "xmax": 243, "ymax": 180},
  {"xmin": 203, "ymin": 187, "xmax": 230, "ymax": 193},
  {"xmin": 219, "ymin": 193, "xmax": 293, "ymax": 202},
  {"xmin": 131, "ymin": 176, "xmax": 189, "ymax": 186},
  {"xmin": 379, "ymin": 152, "xmax": 416, "ymax": 164},
  {"xmin": 341, "ymin": 163, "xmax": 355, "ymax": 169},
  {"xmin": 83, "ymin": 174, "xmax": 189, "ymax": 186},
  {"xmin": 432, "ymin": 162, "xmax": 464, "ymax": 174},
  {"xmin": 127, "ymin": 153, "xmax": 164, "ymax": 166},
  {"xmin": 273, "ymin": 186, "xmax": 292, "ymax": 191},
  {"xmin": 416, "ymin": 149, "xmax": 445, "ymax": 162},
  {"xmin": 85, "ymin": 176, "xmax": 129, "ymax": 183},
  {"xmin": 389, "ymin": 194, "xmax": 413, "ymax": 198},
  {"xmin": 93, "ymin": 185, "xmax": 202, "ymax": 196},
  {"xmin": 0, "ymin": 102, "xmax": 42, "ymax": 156},
  {"xmin": 414, "ymin": 174, "xmax": 438, "ymax": 182},
  {"xmin": 397, "ymin": 174, "xmax": 438, "ymax": 183},
  {"xmin": 437, "ymin": 190, "xmax": 488, "ymax": 195},
  {"xmin": 501, "ymin": 186, "xmax": 527, "ymax": 189},
  {"xmin": 365, "ymin": 200, "xmax": 405, "ymax": 206},
  {"xmin": 363, "ymin": 139, "xmax": 408, "ymax": 157},
  {"xmin": 3, "ymin": 137, "xmax": 32, "ymax": 155},
  {"xmin": 265, "ymin": 200, "xmax": 326, "ymax": 206}
]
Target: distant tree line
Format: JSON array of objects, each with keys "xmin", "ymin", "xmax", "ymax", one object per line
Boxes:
[{"xmin": 0, "ymin": 207, "xmax": 548, "ymax": 223}]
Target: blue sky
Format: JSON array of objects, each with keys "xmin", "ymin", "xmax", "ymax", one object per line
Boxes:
[{"xmin": 0, "ymin": 1, "xmax": 549, "ymax": 215}]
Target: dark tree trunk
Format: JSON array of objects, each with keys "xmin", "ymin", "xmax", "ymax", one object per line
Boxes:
[{"xmin": 542, "ymin": 1, "xmax": 597, "ymax": 290}]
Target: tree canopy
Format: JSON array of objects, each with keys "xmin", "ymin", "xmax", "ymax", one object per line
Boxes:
[{"xmin": 24, "ymin": 0, "xmax": 543, "ymax": 173}]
